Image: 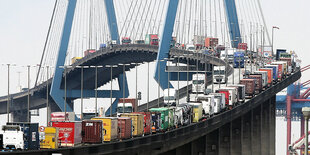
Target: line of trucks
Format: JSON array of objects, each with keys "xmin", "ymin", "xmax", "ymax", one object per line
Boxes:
[{"xmin": 0, "ymin": 49, "xmax": 296, "ymax": 151}]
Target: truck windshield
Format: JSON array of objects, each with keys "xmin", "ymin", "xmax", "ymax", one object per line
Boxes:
[
  {"xmin": 83, "ymin": 113, "xmax": 96, "ymax": 119},
  {"xmin": 117, "ymin": 107, "xmax": 133, "ymax": 113},
  {"xmin": 152, "ymin": 39, "xmax": 159, "ymax": 42},
  {"xmin": 164, "ymin": 96, "xmax": 175, "ymax": 100},
  {"xmin": 192, "ymin": 80, "xmax": 204, "ymax": 84},
  {"xmin": 228, "ymin": 55, "xmax": 234, "ymax": 58},
  {"xmin": 122, "ymin": 39, "xmax": 131, "ymax": 43},
  {"xmin": 214, "ymin": 70, "xmax": 225, "ymax": 75},
  {"xmin": 188, "ymin": 47, "xmax": 195, "ymax": 51}
]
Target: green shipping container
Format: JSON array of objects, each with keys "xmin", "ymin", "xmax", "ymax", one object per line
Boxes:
[
  {"xmin": 149, "ymin": 108, "xmax": 169, "ymax": 131},
  {"xmin": 167, "ymin": 108, "xmax": 175, "ymax": 128}
]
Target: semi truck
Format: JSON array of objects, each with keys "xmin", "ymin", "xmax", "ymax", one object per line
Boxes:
[
  {"xmin": 117, "ymin": 98, "xmax": 137, "ymax": 116},
  {"xmin": 192, "ymin": 74, "xmax": 207, "ymax": 94},
  {"xmin": 164, "ymin": 88, "xmax": 177, "ymax": 106},
  {"xmin": 2, "ymin": 125, "xmax": 24, "ymax": 150},
  {"xmin": 145, "ymin": 34, "xmax": 159, "ymax": 45},
  {"xmin": 233, "ymin": 51, "xmax": 245, "ymax": 68},
  {"xmin": 121, "ymin": 37, "xmax": 131, "ymax": 44},
  {"xmin": 213, "ymin": 66, "xmax": 227, "ymax": 84}
]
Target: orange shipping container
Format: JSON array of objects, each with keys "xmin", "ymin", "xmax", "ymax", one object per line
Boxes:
[
  {"xmin": 205, "ymin": 38, "xmax": 218, "ymax": 47},
  {"xmin": 259, "ymin": 68, "xmax": 273, "ymax": 85}
]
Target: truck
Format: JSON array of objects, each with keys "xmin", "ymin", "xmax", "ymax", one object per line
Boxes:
[
  {"xmin": 186, "ymin": 44, "xmax": 195, "ymax": 52},
  {"xmin": 7, "ymin": 122, "xmax": 39, "ymax": 150},
  {"xmin": 145, "ymin": 34, "xmax": 159, "ymax": 45},
  {"xmin": 259, "ymin": 68, "xmax": 274, "ymax": 87},
  {"xmin": 192, "ymin": 74, "xmax": 207, "ymax": 94},
  {"xmin": 196, "ymin": 95, "xmax": 215, "ymax": 116},
  {"xmin": 229, "ymin": 85, "xmax": 246, "ymax": 103},
  {"xmin": 134, "ymin": 40, "xmax": 145, "ymax": 44},
  {"xmin": 175, "ymin": 103, "xmax": 192, "ymax": 126},
  {"xmin": 240, "ymin": 79, "xmax": 256, "ymax": 97},
  {"xmin": 83, "ymin": 108, "xmax": 96, "ymax": 120},
  {"xmin": 205, "ymin": 38, "xmax": 218, "ymax": 47},
  {"xmin": 217, "ymin": 87, "xmax": 238, "ymax": 107},
  {"xmin": 121, "ymin": 37, "xmax": 131, "ymax": 44},
  {"xmin": 164, "ymin": 88, "xmax": 177, "ymax": 106},
  {"xmin": 254, "ymin": 71, "xmax": 268, "ymax": 89},
  {"xmin": 209, "ymin": 93, "xmax": 226, "ymax": 113},
  {"xmin": 276, "ymin": 49, "xmax": 286, "ymax": 60},
  {"xmin": 188, "ymin": 102, "xmax": 203, "ymax": 123},
  {"xmin": 233, "ymin": 51, "xmax": 245, "ymax": 68},
  {"xmin": 39, "ymin": 127, "xmax": 59, "ymax": 149},
  {"xmin": 84, "ymin": 49, "xmax": 96, "ymax": 57},
  {"xmin": 279, "ymin": 53, "xmax": 292, "ymax": 75},
  {"xmin": 227, "ymin": 49, "xmax": 235, "ymax": 63},
  {"xmin": 238, "ymin": 43, "xmax": 248, "ymax": 51},
  {"xmin": 248, "ymin": 74, "xmax": 263, "ymax": 94},
  {"xmin": 270, "ymin": 62, "xmax": 284, "ymax": 80},
  {"xmin": 264, "ymin": 65, "xmax": 279, "ymax": 83},
  {"xmin": 213, "ymin": 66, "xmax": 227, "ymax": 84},
  {"xmin": 2, "ymin": 125, "xmax": 24, "ymax": 150},
  {"xmin": 170, "ymin": 37, "xmax": 177, "ymax": 47},
  {"xmin": 117, "ymin": 98, "xmax": 137, "ymax": 116}
]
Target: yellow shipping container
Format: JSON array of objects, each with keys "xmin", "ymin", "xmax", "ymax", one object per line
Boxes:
[
  {"xmin": 39, "ymin": 127, "xmax": 59, "ymax": 149},
  {"xmin": 189, "ymin": 103, "xmax": 203, "ymax": 123},
  {"xmin": 71, "ymin": 57, "xmax": 82, "ymax": 64},
  {"xmin": 91, "ymin": 117, "xmax": 118, "ymax": 142},
  {"xmin": 120, "ymin": 113, "xmax": 143, "ymax": 136}
]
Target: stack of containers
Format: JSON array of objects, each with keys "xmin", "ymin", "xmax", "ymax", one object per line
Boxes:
[
  {"xmin": 149, "ymin": 108, "xmax": 169, "ymax": 132},
  {"xmin": 39, "ymin": 127, "xmax": 59, "ymax": 149},
  {"xmin": 133, "ymin": 112, "xmax": 152, "ymax": 135},
  {"xmin": 51, "ymin": 121, "xmax": 82, "ymax": 147},
  {"xmin": 91, "ymin": 117, "xmax": 118, "ymax": 142},
  {"xmin": 120, "ymin": 113, "xmax": 144, "ymax": 137},
  {"xmin": 118, "ymin": 117, "xmax": 132, "ymax": 139},
  {"xmin": 81, "ymin": 120, "xmax": 103, "ymax": 144}
]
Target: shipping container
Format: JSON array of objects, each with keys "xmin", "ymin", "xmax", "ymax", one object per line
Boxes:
[
  {"xmin": 91, "ymin": 117, "xmax": 118, "ymax": 142},
  {"xmin": 51, "ymin": 112, "xmax": 75, "ymax": 122},
  {"xmin": 259, "ymin": 68, "xmax": 273, "ymax": 86},
  {"xmin": 149, "ymin": 108, "xmax": 169, "ymax": 131},
  {"xmin": 270, "ymin": 62, "xmax": 284, "ymax": 80},
  {"xmin": 216, "ymin": 90, "xmax": 230, "ymax": 107},
  {"xmin": 217, "ymin": 87, "xmax": 238, "ymax": 106},
  {"xmin": 118, "ymin": 98, "xmax": 138, "ymax": 113},
  {"xmin": 51, "ymin": 121, "xmax": 82, "ymax": 147},
  {"xmin": 150, "ymin": 112, "xmax": 161, "ymax": 133},
  {"xmin": 120, "ymin": 113, "xmax": 144, "ymax": 137},
  {"xmin": 82, "ymin": 120, "xmax": 103, "ymax": 143},
  {"xmin": 248, "ymin": 74, "xmax": 263, "ymax": 94},
  {"xmin": 229, "ymin": 85, "xmax": 246, "ymax": 103},
  {"xmin": 84, "ymin": 49, "xmax": 96, "ymax": 57},
  {"xmin": 118, "ymin": 117, "xmax": 132, "ymax": 139},
  {"xmin": 188, "ymin": 102, "xmax": 203, "ymax": 123},
  {"xmin": 71, "ymin": 57, "xmax": 82, "ymax": 64},
  {"xmin": 254, "ymin": 71, "xmax": 268, "ymax": 88},
  {"xmin": 209, "ymin": 93, "xmax": 226, "ymax": 113},
  {"xmin": 7, "ymin": 122, "xmax": 39, "ymax": 150},
  {"xmin": 276, "ymin": 49, "xmax": 286, "ymax": 60},
  {"xmin": 205, "ymin": 38, "xmax": 218, "ymax": 47},
  {"xmin": 167, "ymin": 108, "xmax": 175, "ymax": 128},
  {"xmin": 39, "ymin": 127, "xmax": 59, "ymax": 149},
  {"xmin": 264, "ymin": 65, "xmax": 279, "ymax": 82},
  {"xmin": 133, "ymin": 112, "xmax": 152, "ymax": 135},
  {"xmin": 238, "ymin": 43, "xmax": 248, "ymax": 51},
  {"xmin": 240, "ymin": 79, "xmax": 256, "ymax": 97}
]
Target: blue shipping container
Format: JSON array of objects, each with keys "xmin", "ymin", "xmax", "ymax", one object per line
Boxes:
[{"xmin": 7, "ymin": 122, "xmax": 39, "ymax": 150}]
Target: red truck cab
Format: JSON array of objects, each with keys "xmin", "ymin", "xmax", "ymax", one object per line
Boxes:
[
  {"xmin": 150, "ymin": 35, "xmax": 159, "ymax": 45},
  {"xmin": 121, "ymin": 37, "xmax": 131, "ymax": 45}
]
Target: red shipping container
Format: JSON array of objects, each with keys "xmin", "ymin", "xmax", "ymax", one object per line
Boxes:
[
  {"xmin": 118, "ymin": 98, "xmax": 138, "ymax": 112},
  {"xmin": 133, "ymin": 112, "xmax": 152, "ymax": 135},
  {"xmin": 51, "ymin": 121, "xmax": 82, "ymax": 147},
  {"xmin": 118, "ymin": 117, "xmax": 132, "ymax": 139},
  {"xmin": 240, "ymin": 79, "xmax": 255, "ymax": 96},
  {"xmin": 238, "ymin": 43, "xmax": 248, "ymax": 51},
  {"xmin": 248, "ymin": 74, "xmax": 262, "ymax": 93},
  {"xmin": 205, "ymin": 38, "xmax": 218, "ymax": 47},
  {"xmin": 84, "ymin": 49, "xmax": 96, "ymax": 57},
  {"xmin": 82, "ymin": 120, "xmax": 102, "ymax": 143},
  {"xmin": 216, "ymin": 90, "xmax": 229, "ymax": 106}
]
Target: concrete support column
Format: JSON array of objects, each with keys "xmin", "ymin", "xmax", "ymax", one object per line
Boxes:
[
  {"xmin": 231, "ymin": 118, "xmax": 242, "ymax": 155},
  {"xmin": 251, "ymin": 105, "xmax": 261, "ymax": 155},
  {"xmin": 270, "ymin": 96, "xmax": 276, "ymax": 155},
  {"xmin": 261, "ymin": 100, "xmax": 270, "ymax": 154},
  {"xmin": 206, "ymin": 129, "xmax": 219, "ymax": 155},
  {"xmin": 241, "ymin": 111, "xmax": 252, "ymax": 155},
  {"xmin": 219, "ymin": 123, "xmax": 231, "ymax": 155},
  {"xmin": 191, "ymin": 136, "xmax": 206, "ymax": 155},
  {"xmin": 176, "ymin": 143, "xmax": 191, "ymax": 155}
]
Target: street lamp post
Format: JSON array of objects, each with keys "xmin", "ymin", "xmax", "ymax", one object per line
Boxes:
[
  {"xmin": 106, "ymin": 65, "xmax": 117, "ymax": 116},
  {"xmin": 272, "ymin": 26, "xmax": 279, "ymax": 57}
]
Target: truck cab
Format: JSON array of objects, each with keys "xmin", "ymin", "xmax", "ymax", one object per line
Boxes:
[
  {"xmin": 164, "ymin": 88, "xmax": 177, "ymax": 106},
  {"xmin": 213, "ymin": 66, "xmax": 227, "ymax": 84},
  {"xmin": 121, "ymin": 37, "xmax": 131, "ymax": 44},
  {"xmin": 2, "ymin": 125, "xmax": 24, "ymax": 150},
  {"xmin": 196, "ymin": 95, "xmax": 215, "ymax": 116},
  {"xmin": 192, "ymin": 74, "xmax": 207, "ymax": 93},
  {"xmin": 226, "ymin": 48, "xmax": 235, "ymax": 63},
  {"xmin": 209, "ymin": 93, "xmax": 226, "ymax": 113},
  {"xmin": 145, "ymin": 34, "xmax": 159, "ymax": 45},
  {"xmin": 117, "ymin": 103, "xmax": 133, "ymax": 116},
  {"xmin": 234, "ymin": 51, "xmax": 245, "ymax": 68},
  {"xmin": 186, "ymin": 45, "xmax": 195, "ymax": 52}
]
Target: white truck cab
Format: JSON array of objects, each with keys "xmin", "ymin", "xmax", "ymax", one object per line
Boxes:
[
  {"xmin": 213, "ymin": 66, "xmax": 227, "ymax": 84},
  {"xmin": 196, "ymin": 95, "xmax": 215, "ymax": 116},
  {"xmin": 209, "ymin": 93, "xmax": 226, "ymax": 113},
  {"xmin": 164, "ymin": 88, "xmax": 177, "ymax": 106},
  {"xmin": 186, "ymin": 44, "xmax": 195, "ymax": 52},
  {"xmin": 192, "ymin": 74, "xmax": 207, "ymax": 93},
  {"xmin": 2, "ymin": 125, "xmax": 24, "ymax": 150},
  {"xmin": 117, "ymin": 103, "xmax": 133, "ymax": 116}
]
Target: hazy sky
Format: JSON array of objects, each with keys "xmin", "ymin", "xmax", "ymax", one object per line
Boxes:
[{"xmin": 0, "ymin": 0, "xmax": 309, "ymax": 154}]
